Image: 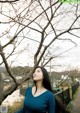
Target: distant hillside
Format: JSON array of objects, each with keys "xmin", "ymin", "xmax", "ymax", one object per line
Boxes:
[{"xmin": 10, "ymin": 66, "xmax": 32, "ymax": 76}]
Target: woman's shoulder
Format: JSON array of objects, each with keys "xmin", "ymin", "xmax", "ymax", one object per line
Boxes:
[
  {"xmin": 26, "ymin": 86, "xmax": 32, "ymax": 92},
  {"xmin": 46, "ymin": 90, "xmax": 55, "ymax": 98},
  {"xmin": 25, "ymin": 86, "xmax": 32, "ymax": 96},
  {"xmin": 46, "ymin": 90, "xmax": 55, "ymax": 102}
]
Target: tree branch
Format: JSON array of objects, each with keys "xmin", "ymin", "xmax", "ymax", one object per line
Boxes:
[
  {"xmin": 0, "ymin": 0, "xmax": 20, "ymax": 3},
  {"xmin": 0, "ymin": 44, "xmax": 18, "ymax": 86}
]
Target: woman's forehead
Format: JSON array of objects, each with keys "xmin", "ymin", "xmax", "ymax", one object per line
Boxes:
[{"xmin": 35, "ymin": 67, "xmax": 41, "ymax": 71}]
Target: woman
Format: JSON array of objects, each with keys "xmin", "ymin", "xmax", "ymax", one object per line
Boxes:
[{"xmin": 16, "ymin": 66, "xmax": 55, "ymax": 113}]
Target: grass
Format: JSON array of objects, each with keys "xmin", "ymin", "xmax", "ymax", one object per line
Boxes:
[
  {"xmin": 66, "ymin": 86, "xmax": 80, "ymax": 112},
  {"xmin": 72, "ymin": 86, "xmax": 80, "ymax": 100}
]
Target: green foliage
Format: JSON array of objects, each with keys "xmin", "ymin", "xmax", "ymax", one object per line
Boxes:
[
  {"xmin": 72, "ymin": 86, "xmax": 80, "ymax": 100},
  {"xmin": 66, "ymin": 102, "xmax": 73, "ymax": 112},
  {"xmin": 67, "ymin": 86, "xmax": 80, "ymax": 112}
]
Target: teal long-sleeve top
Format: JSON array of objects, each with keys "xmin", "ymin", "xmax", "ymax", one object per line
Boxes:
[{"xmin": 16, "ymin": 87, "xmax": 55, "ymax": 113}]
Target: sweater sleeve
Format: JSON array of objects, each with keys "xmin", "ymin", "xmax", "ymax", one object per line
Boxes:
[
  {"xmin": 48, "ymin": 93, "xmax": 55, "ymax": 113},
  {"xmin": 16, "ymin": 87, "xmax": 30, "ymax": 113}
]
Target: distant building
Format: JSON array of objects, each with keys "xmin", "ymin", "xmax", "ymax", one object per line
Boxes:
[
  {"xmin": 53, "ymin": 82, "xmax": 56, "ymax": 88},
  {"xmin": 15, "ymin": 76, "xmax": 22, "ymax": 80},
  {"xmin": 61, "ymin": 75, "xmax": 69, "ymax": 80},
  {"xmin": 75, "ymin": 78, "xmax": 80, "ymax": 83}
]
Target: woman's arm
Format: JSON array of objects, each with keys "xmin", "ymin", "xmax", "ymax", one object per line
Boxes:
[{"xmin": 48, "ymin": 93, "xmax": 55, "ymax": 113}]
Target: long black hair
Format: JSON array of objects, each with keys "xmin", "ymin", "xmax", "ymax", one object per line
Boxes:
[{"xmin": 32, "ymin": 66, "xmax": 53, "ymax": 93}]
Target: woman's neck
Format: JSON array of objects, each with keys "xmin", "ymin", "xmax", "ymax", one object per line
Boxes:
[{"xmin": 35, "ymin": 81, "xmax": 44, "ymax": 90}]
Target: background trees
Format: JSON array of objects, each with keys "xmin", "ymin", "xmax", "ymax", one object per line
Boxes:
[{"xmin": 0, "ymin": 0, "xmax": 80, "ymax": 104}]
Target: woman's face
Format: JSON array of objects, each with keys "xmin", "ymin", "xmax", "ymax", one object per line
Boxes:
[{"xmin": 33, "ymin": 68, "xmax": 44, "ymax": 81}]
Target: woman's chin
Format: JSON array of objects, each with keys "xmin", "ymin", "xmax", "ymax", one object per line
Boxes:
[
  {"xmin": 33, "ymin": 78, "xmax": 37, "ymax": 81},
  {"xmin": 33, "ymin": 78, "xmax": 40, "ymax": 81}
]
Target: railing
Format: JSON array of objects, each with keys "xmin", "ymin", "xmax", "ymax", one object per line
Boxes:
[
  {"xmin": 54, "ymin": 82, "xmax": 79, "ymax": 105},
  {"xmin": 52, "ymin": 82, "xmax": 79, "ymax": 113}
]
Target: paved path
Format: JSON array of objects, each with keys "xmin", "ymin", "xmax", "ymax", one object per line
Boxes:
[{"xmin": 69, "ymin": 86, "xmax": 80, "ymax": 113}]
